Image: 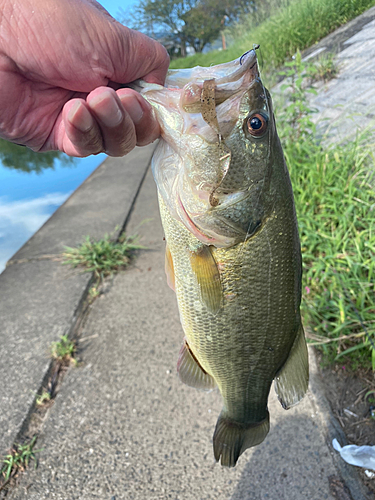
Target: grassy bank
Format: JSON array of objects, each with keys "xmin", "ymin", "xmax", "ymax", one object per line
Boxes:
[
  {"xmin": 275, "ymin": 55, "xmax": 375, "ymax": 370},
  {"xmin": 169, "ymin": 0, "xmax": 375, "ymax": 70}
]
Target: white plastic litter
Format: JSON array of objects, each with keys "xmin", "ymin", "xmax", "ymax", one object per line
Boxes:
[{"xmin": 332, "ymin": 439, "xmax": 375, "ymax": 471}]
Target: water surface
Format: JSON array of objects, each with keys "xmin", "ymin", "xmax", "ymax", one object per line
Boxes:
[{"xmin": 0, "ymin": 144, "xmax": 106, "ymax": 273}]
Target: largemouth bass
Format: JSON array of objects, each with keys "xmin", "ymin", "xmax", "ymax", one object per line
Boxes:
[{"xmin": 138, "ymin": 49, "xmax": 309, "ymax": 467}]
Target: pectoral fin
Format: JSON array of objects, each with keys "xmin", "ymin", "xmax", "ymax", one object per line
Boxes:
[
  {"xmin": 165, "ymin": 244, "xmax": 175, "ymax": 292},
  {"xmin": 189, "ymin": 246, "xmax": 222, "ymax": 314},
  {"xmin": 177, "ymin": 340, "xmax": 216, "ymax": 391},
  {"xmin": 274, "ymin": 325, "xmax": 309, "ymax": 409}
]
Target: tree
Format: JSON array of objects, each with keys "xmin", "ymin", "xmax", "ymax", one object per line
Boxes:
[
  {"xmin": 182, "ymin": 0, "xmax": 227, "ymax": 53},
  {"xmin": 125, "ymin": 0, "xmax": 251, "ymax": 56},
  {"xmin": 0, "ymin": 139, "xmax": 72, "ymax": 173},
  {"xmin": 129, "ymin": 0, "xmax": 193, "ymax": 57}
]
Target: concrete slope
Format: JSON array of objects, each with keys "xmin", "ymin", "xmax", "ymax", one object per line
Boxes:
[
  {"xmin": 8, "ymin": 169, "xmax": 369, "ymax": 500},
  {"xmin": 308, "ymin": 11, "xmax": 375, "ymax": 141},
  {"xmin": 0, "ymin": 145, "xmax": 154, "ymax": 456}
]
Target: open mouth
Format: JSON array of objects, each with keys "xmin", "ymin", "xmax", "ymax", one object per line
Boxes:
[
  {"xmin": 177, "ymin": 195, "xmax": 217, "ymax": 245},
  {"xmin": 177, "ymin": 195, "xmax": 243, "ymax": 248}
]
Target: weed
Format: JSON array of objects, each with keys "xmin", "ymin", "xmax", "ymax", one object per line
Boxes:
[
  {"xmin": 365, "ymin": 390, "xmax": 375, "ymax": 404},
  {"xmin": 88, "ymin": 285, "xmax": 101, "ymax": 301},
  {"xmin": 275, "ymin": 52, "xmax": 375, "ymax": 370},
  {"xmin": 62, "ymin": 232, "xmax": 144, "ymax": 282},
  {"xmin": 35, "ymin": 390, "xmax": 51, "ymax": 407},
  {"xmin": 51, "ymin": 335, "xmax": 76, "ymax": 364},
  {"xmin": 307, "ymin": 53, "xmax": 339, "ymax": 83},
  {"xmin": 1, "ymin": 437, "xmax": 41, "ymax": 482}
]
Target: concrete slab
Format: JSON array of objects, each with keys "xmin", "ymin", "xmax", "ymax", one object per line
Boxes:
[
  {"xmin": 302, "ymin": 6, "xmax": 375, "ymax": 60},
  {"xmin": 8, "ymin": 170, "xmax": 369, "ymax": 500},
  {"xmin": 0, "ymin": 260, "xmax": 88, "ymax": 454},
  {"xmin": 0, "ymin": 145, "xmax": 154, "ymax": 455},
  {"xmin": 337, "ymin": 38, "xmax": 375, "ymax": 60},
  {"xmin": 307, "ymin": 21, "xmax": 375, "ymax": 141},
  {"xmin": 343, "ymin": 20, "xmax": 375, "ymax": 45}
]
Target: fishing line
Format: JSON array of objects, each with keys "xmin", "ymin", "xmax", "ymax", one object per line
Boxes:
[
  {"xmin": 240, "ymin": 49, "xmax": 253, "ymax": 65},
  {"xmin": 253, "ymin": 44, "xmax": 264, "ymax": 71}
]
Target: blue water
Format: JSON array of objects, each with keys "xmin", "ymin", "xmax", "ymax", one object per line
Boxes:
[{"xmin": 0, "ymin": 153, "xmax": 106, "ymax": 273}]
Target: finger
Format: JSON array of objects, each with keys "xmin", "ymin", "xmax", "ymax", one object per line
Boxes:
[
  {"xmin": 110, "ymin": 25, "xmax": 170, "ymax": 86},
  {"xmin": 87, "ymin": 87, "xmax": 136, "ymax": 157},
  {"xmin": 62, "ymin": 98, "xmax": 104, "ymax": 157},
  {"xmin": 117, "ymin": 89, "xmax": 160, "ymax": 147}
]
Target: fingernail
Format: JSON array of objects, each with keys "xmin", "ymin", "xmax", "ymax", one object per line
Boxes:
[
  {"xmin": 90, "ymin": 92, "xmax": 123, "ymax": 127},
  {"xmin": 68, "ymin": 101, "xmax": 93, "ymax": 132},
  {"xmin": 124, "ymin": 98, "xmax": 144, "ymax": 124}
]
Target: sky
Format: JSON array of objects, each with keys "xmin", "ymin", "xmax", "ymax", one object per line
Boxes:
[{"xmin": 100, "ymin": 0, "xmax": 136, "ymax": 20}]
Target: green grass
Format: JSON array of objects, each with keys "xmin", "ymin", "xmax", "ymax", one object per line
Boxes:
[
  {"xmin": 51, "ymin": 334, "xmax": 76, "ymax": 364},
  {"xmin": 275, "ymin": 54, "xmax": 375, "ymax": 370},
  {"xmin": 36, "ymin": 390, "xmax": 51, "ymax": 407},
  {"xmin": 169, "ymin": 0, "xmax": 375, "ymax": 71},
  {"xmin": 1, "ymin": 437, "xmax": 41, "ymax": 482},
  {"xmin": 306, "ymin": 53, "xmax": 340, "ymax": 83},
  {"xmin": 62, "ymin": 232, "xmax": 144, "ymax": 282}
]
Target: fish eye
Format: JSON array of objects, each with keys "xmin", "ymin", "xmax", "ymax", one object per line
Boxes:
[{"xmin": 246, "ymin": 113, "xmax": 268, "ymax": 137}]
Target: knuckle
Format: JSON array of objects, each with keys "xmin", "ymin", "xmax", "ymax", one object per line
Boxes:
[
  {"xmin": 104, "ymin": 118, "xmax": 136, "ymax": 156},
  {"xmin": 77, "ymin": 130, "xmax": 103, "ymax": 155},
  {"xmin": 107, "ymin": 135, "xmax": 136, "ymax": 157}
]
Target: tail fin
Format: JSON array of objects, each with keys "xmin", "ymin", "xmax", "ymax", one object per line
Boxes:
[{"xmin": 213, "ymin": 411, "xmax": 270, "ymax": 467}]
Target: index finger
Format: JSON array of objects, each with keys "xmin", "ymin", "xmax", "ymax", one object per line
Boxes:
[{"xmin": 109, "ymin": 25, "xmax": 170, "ymax": 86}]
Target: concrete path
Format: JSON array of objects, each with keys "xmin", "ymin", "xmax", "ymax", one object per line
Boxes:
[
  {"xmin": 0, "ymin": 145, "xmax": 154, "ymax": 456},
  {"xmin": 2, "ymin": 7, "xmax": 375, "ymax": 500},
  {"xmin": 303, "ymin": 6, "xmax": 375, "ymax": 140}
]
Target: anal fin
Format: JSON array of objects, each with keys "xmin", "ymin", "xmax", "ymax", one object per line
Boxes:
[
  {"xmin": 177, "ymin": 340, "xmax": 216, "ymax": 391},
  {"xmin": 189, "ymin": 245, "xmax": 222, "ymax": 314},
  {"xmin": 274, "ymin": 324, "xmax": 309, "ymax": 409}
]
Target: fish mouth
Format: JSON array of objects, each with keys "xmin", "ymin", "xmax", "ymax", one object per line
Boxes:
[
  {"xmin": 166, "ymin": 49, "xmax": 258, "ymax": 90},
  {"xmin": 177, "ymin": 195, "xmax": 254, "ymax": 248},
  {"xmin": 178, "ymin": 50, "xmax": 259, "ymax": 141},
  {"xmin": 177, "ymin": 194, "xmax": 217, "ymax": 244},
  {"xmin": 177, "ymin": 195, "xmax": 237, "ymax": 247}
]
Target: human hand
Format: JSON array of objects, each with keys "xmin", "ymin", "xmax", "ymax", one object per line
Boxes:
[{"xmin": 0, "ymin": 0, "xmax": 169, "ymax": 156}]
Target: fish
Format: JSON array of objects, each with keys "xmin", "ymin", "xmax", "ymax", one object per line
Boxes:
[{"xmin": 137, "ymin": 49, "xmax": 309, "ymax": 467}]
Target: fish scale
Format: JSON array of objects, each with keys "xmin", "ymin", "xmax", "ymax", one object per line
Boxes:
[
  {"xmin": 160, "ymin": 172, "xmax": 300, "ymax": 422},
  {"xmin": 140, "ymin": 49, "xmax": 309, "ymax": 467}
]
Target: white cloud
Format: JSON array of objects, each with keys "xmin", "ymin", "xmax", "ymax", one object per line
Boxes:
[{"xmin": 0, "ymin": 192, "xmax": 71, "ymax": 273}]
